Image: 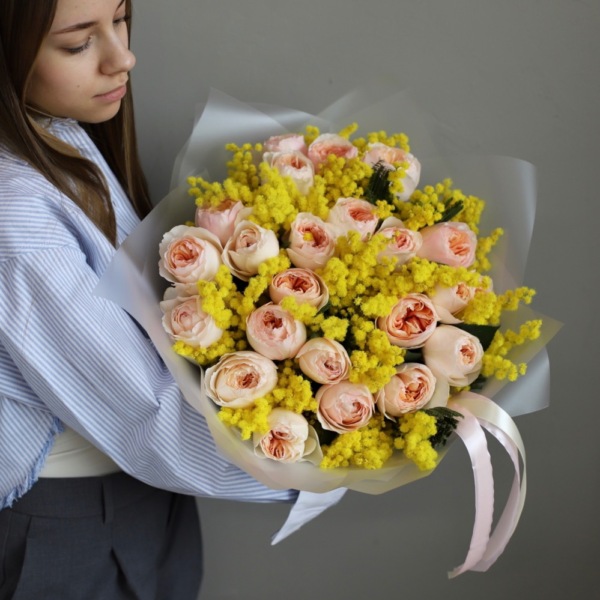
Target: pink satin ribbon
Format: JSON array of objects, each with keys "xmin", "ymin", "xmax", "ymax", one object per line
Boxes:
[{"xmin": 448, "ymin": 392, "xmax": 526, "ymax": 577}]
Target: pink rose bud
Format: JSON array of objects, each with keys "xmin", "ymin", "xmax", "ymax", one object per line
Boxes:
[
  {"xmin": 263, "ymin": 133, "xmax": 307, "ymax": 154},
  {"xmin": 430, "ymin": 282, "xmax": 474, "ymax": 324},
  {"xmin": 222, "ymin": 220, "xmax": 280, "ymax": 281},
  {"xmin": 363, "ymin": 142, "xmax": 421, "ymax": 201},
  {"xmin": 376, "ymin": 363, "xmax": 448, "ymax": 418},
  {"xmin": 417, "ymin": 221, "xmax": 477, "ymax": 268},
  {"xmin": 246, "ymin": 303, "xmax": 307, "ymax": 361},
  {"xmin": 253, "ymin": 408, "xmax": 321, "ymax": 464},
  {"xmin": 159, "ymin": 293, "xmax": 223, "ymax": 349},
  {"xmin": 326, "ymin": 197, "xmax": 379, "ymax": 240},
  {"xmin": 269, "ymin": 268, "xmax": 329, "ymax": 310},
  {"xmin": 377, "ymin": 293, "xmax": 439, "ymax": 349},
  {"xmin": 262, "ymin": 151, "xmax": 314, "ymax": 195},
  {"xmin": 204, "ymin": 351, "xmax": 279, "ymax": 409},
  {"xmin": 377, "ymin": 217, "xmax": 423, "ymax": 268},
  {"xmin": 307, "ymin": 133, "xmax": 358, "ymax": 168},
  {"xmin": 296, "ymin": 338, "xmax": 351, "ymax": 385},
  {"xmin": 286, "ymin": 213, "xmax": 337, "ymax": 271},
  {"xmin": 195, "ymin": 199, "xmax": 245, "ymax": 246},
  {"xmin": 316, "ymin": 381, "xmax": 375, "ymax": 434},
  {"xmin": 423, "ymin": 325, "xmax": 484, "ymax": 387},
  {"xmin": 158, "ymin": 225, "xmax": 223, "ymax": 284}
]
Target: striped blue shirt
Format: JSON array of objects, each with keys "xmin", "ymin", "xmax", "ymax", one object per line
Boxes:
[{"xmin": 0, "ymin": 118, "xmax": 294, "ymax": 509}]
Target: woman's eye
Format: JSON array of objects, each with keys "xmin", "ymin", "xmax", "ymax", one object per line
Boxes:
[
  {"xmin": 114, "ymin": 15, "xmax": 131, "ymax": 26},
  {"xmin": 65, "ymin": 37, "xmax": 92, "ymax": 54}
]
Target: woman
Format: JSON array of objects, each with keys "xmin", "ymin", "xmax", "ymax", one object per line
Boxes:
[{"xmin": 0, "ymin": 0, "xmax": 294, "ymax": 597}]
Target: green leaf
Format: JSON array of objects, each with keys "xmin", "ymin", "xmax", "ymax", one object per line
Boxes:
[
  {"xmin": 306, "ymin": 415, "xmax": 338, "ymax": 446},
  {"xmin": 317, "ymin": 300, "xmax": 331, "ymax": 315},
  {"xmin": 436, "ymin": 199, "xmax": 464, "ymax": 223},
  {"xmin": 403, "ymin": 349, "xmax": 423, "ymax": 363},
  {"xmin": 364, "ymin": 161, "xmax": 392, "ymax": 204},
  {"xmin": 424, "ymin": 407, "xmax": 463, "ymax": 448},
  {"xmin": 468, "ymin": 374, "xmax": 488, "ymax": 392}
]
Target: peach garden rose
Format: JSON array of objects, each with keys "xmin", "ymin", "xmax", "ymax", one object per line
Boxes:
[
  {"xmin": 296, "ymin": 338, "xmax": 351, "ymax": 385},
  {"xmin": 326, "ymin": 197, "xmax": 379, "ymax": 240},
  {"xmin": 160, "ymin": 293, "xmax": 223, "ymax": 349},
  {"xmin": 430, "ymin": 282, "xmax": 474, "ymax": 324},
  {"xmin": 316, "ymin": 381, "xmax": 375, "ymax": 434},
  {"xmin": 194, "ymin": 199, "xmax": 246, "ymax": 246},
  {"xmin": 377, "ymin": 293, "xmax": 439, "ymax": 349},
  {"xmin": 246, "ymin": 303, "xmax": 307, "ymax": 361},
  {"xmin": 158, "ymin": 225, "xmax": 222, "ymax": 284},
  {"xmin": 269, "ymin": 268, "xmax": 329, "ymax": 310},
  {"xmin": 253, "ymin": 408, "xmax": 321, "ymax": 464},
  {"xmin": 376, "ymin": 216, "xmax": 423, "ymax": 268},
  {"xmin": 222, "ymin": 220, "xmax": 280, "ymax": 281},
  {"xmin": 204, "ymin": 351, "xmax": 278, "ymax": 409},
  {"xmin": 376, "ymin": 363, "xmax": 449, "ymax": 418},
  {"xmin": 263, "ymin": 133, "xmax": 307, "ymax": 154},
  {"xmin": 423, "ymin": 325, "xmax": 484, "ymax": 387},
  {"xmin": 262, "ymin": 150, "xmax": 314, "ymax": 195},
  {"xmin": 362, "ymin": 142, "xmax": 421, "ymax": 201},
  {"xmin": 418, "ymin": 221, "xmax": 477, "ymax": 268},
  {"xmin": 307, "ymin": 133, "xmax": 358, "ymax": 167},
  {"xmin": 286, "ymin": 213, "xmax": 337, "ymax": 271}
]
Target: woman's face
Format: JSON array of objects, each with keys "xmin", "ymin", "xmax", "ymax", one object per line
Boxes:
[{"xmin": 26, "ymin": 0, "xmax": 135, "ymax": 123}]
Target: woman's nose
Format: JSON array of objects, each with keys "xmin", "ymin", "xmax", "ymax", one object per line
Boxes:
[{"xmin": 100, "ymin": 33, "xmax": 136, "ymax": 75}]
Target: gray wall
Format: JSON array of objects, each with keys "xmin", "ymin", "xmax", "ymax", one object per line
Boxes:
[{"xmin": 131, "ymin": 1, "xmax": 598, "ymax": 598}]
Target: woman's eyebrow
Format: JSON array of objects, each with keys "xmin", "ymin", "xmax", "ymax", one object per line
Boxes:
[
  {"xmin": 51, "ymin": 0, "xmax": 126, "ymax": 35},
  {"xmin": 52, "ymin": 20, "xmax": 97, "ymax": 35}
]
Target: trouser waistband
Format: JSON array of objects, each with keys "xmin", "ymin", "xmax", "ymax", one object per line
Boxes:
[{"xmin": 7, "ymin": 472, "xmax": 160, "ymax": 520}]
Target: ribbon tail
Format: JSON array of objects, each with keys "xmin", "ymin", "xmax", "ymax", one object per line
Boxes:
[
  {"xmin": 447, "ymin": 402, "xmax": 495, "ymax": 578},
  {"xmin": 457, "ymin": 393, "xmax": 527, "ymax": 572},
  {"xmin": 449, "ymin": 392, "xmax": 527, "ymax": 576}
]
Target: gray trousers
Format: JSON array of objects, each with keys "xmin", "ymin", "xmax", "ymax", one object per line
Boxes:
[{"xmin": 0, "ymin": 473, "xmax": 202, "ymax": 599}]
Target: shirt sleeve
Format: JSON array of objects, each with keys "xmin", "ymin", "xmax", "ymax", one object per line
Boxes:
[{"xmin": 0, "ymin": 212, "xmax": 295, "ymax": 503}]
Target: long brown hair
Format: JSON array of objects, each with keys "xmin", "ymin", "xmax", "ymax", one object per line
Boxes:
[{"xmin": 0, "ymin": 0, "xmax": 152, "ymax": 246}]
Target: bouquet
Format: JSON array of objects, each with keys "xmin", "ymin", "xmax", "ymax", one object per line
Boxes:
[
  {"xmin": 159, "ymin": 122, "xmax": 535, "ymax": 469},
  {"xmin": 98, "ymin": 89, "xmax": 559, "ymax": 576}
]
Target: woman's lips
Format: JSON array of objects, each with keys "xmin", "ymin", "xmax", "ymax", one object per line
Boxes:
[{"xmin": 95, "ymin": 84, "xmax": 127, "ymax": 102}]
